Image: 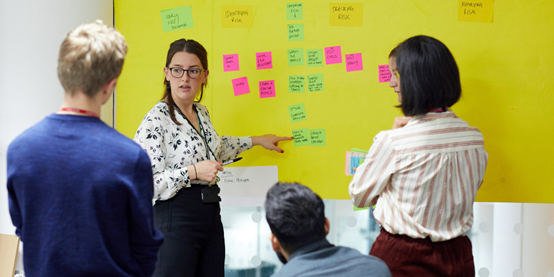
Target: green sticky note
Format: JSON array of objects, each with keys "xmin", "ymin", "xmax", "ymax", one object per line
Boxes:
[
  {"xmin": 292, "ymin": 128, "xmax": 310, "ymax": 147},
  {"xmin": 287, "ymin": 24, "xmax": 304, "ymax": 41},
  {"xmin": 310, "ymin": 129, "xmax": 326, "ymax": 146},
  {"xmin": 288, "ymin": 48, "xmax": 304, "ymax": 66},
  {"xmin": 306, "ymin": 49, "xmax": 323, "ymax": 67},
  {"xmin": 289, "ymin": 76, "xmax": 305, "ymax": 93},
  {"xmin": 360, "ymin": 158, "xmax": 365, "ymax": 164},
  {"xmin": 289, "ymin": 103, "xmax": 307, "ymax": 123},
  {"xmin": 287, "ymin": 3, "xmax": 303, "ymax": 20},
  {"xmin": 161, "ymin": 6, "xmax": 194, "ymax": 32},
  {"xmin": 354, "ymin": 205, "xmax": 370, "ymax": 211},
  {"xmin": 307, "ymin": 73, "xmax": 324, "ymax": 92}
]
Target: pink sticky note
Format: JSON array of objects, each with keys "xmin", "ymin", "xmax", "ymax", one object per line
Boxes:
[
  {"xmin": 223, "ymin": 54, "xmax": 239, "ymax": 72},
  {"xmin": 259, "ymin": 80, "xmax": 276, "ymax": 98},
  {"xmin": 378, "ymin": 65, "xmax": 392, "ymax": 83},
  {"xmin": 232, "ymin": 77, "xmax": 250, "ymax": 96},
  {"xmin": 345, "ymin": 53, "xmax": 363, "ymax": 72},
  {"xmin": 325, "ymin": 46, "xmax": 342, "ymax": 64},
  {"xmin": 256, "ymin": 52, "xmax": 273, "ymax": 70}
]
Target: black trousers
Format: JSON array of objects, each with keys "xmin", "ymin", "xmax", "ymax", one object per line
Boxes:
[{"xmin": 153, "ymin": 185, "xmax": 224, "ymax": 277}]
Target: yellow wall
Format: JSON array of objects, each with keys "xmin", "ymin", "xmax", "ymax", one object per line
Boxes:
[{"xmin": 115, "ymin": 0, "xmax": 554, "ymax": 203}]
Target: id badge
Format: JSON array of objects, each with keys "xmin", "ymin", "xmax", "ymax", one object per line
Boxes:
[{"xmin": 201, "ymin": 185, "xmax": 221, "ymax": 203}]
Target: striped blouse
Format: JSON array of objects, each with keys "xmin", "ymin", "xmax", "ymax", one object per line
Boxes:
[{"xmin": 349, "ymin": 111, "xmax": 488, "ymax": 242}]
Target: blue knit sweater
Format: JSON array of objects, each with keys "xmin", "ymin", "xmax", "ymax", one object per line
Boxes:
[{"xmin": 7, "ymin": 114, "xmax": 163, "ymax": 277}]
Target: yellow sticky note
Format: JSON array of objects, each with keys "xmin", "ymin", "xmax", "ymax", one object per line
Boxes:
[
  {"xmin": 458, "ymin": 0, "xmax": 494, "ymax": 23},
  {"xmin": 222, "ymin": 5, "xmax": 254, "ymax": 28},
  {"xmin": 329, "ymin": 3, "xmax": 363, "ymax": 27}
]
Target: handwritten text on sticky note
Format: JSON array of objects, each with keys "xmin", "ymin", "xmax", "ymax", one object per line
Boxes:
[
  {"xmin": 289, "ymin": 103, "xmax": 307, "ymax": 123},
  {"xmin": 345, "ymin": 53, "xmax": 363, "ymax": 72},
  {"xmin": 458, "ymin": 0, "xmax": 494, "ymax": 23},
  {"xmin": 307, "ymin": 73, "xmax": 324, "ymax": 92},
  {"xmin": 378, "ymin": 65, "xmax": 391, "ymax": 82},
  {"xmin": 289, "ymin": 76, "xmax": 305, "ymax": 93},
  {"xmin": 256, "ymin": 52, "xmax": 273, "ymax": 70},
  {"xmin": 288, "ymin": 48, "xmax": 304, "ymax": 66},
  {"xmin": 287, "ymin": 3, "xmax": 303, "ymax": 20},
  {"xmin": 310, "ymin": 129, "xmax": 326, "ymax": 146},
  {"xmin": 160, "ymin": 6, "xmax": 194, "ymax": 32},
  {"xmin": 325, "ymin": 46, "xmax": 342, "ymax": 64},
  {"xmin": 259, "ymin": 80, "xmax": 276, "ymax": 98},
  {"xmin": 222, "ymin": 5, "xmax": 254, "ymax": 28},
  {"xmin": 223, "ymin": 54, "xmax": 239, "ymax": 72},
  {"xmin": 307, "ymin": 49, "xmax": 323, "ymax": 67},
  {"xmin": 330, "ymin": 3, "xmax": 363, "ymax": 27},
  {"xmin": 288, "ymin": 24, "xmax": 304, "ymax": 41},
  {"xmin": 232, "ymin": 77, "xmax": 250, "ymax": 96},
  {"xmin": 292, "ymin": 128, "xmax": 310, "ymax": 147}
]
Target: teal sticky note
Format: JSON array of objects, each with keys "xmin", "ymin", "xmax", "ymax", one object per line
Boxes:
[
  {"xmin": 161, "ymin": 6, "xmax": 194, "ymax": 32},
  {"xmin": 354, "ymin": 205, "xmax": 370, "ymax": 211},
  {"xmin": 288, "ymin": 48, "xmax": 304, "ymax": 66},
  {"xmin": 289, "ymin": 76, "xmax": 305, "ymax": 93},
  {"xmin": 292, "ymin": 128, "xmax": 310, "ymax": 147},
  {"xmin": 286, "ymin": 3, "xmax": 303, "ymax": 20},
  {"xmin": 289, "ymin": 104, "xmax": 307, "ymax": 123},
  {"xmin": 306, "ymin": 49, "xmax": 323, "ymax": 66},
  {"xmin": 307, "ymin": 73, "xmax": 324, "ymax": 92},
  {"xmin": 288, "ymin": 24, "xmax": 304, "ymax": 41},
  {"xmin": 310, "ymin": 129, "xmax": 326, "ymax": 146}
]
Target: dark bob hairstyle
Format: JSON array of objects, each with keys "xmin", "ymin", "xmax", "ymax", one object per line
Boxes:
[{"xmin": 390, "ymin": 35, "xmax": 461, "ymax": 116}]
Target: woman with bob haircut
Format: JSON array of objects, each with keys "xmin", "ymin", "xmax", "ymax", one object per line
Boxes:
[
  {"xmin": 134, "ymin": 39, "xmax": 292, "ymax": 277},
  {"xmin": 349, "ymin": 35, "xmax": 488, "ymax": 276}
]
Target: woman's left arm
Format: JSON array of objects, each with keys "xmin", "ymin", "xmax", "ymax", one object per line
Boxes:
[{"xmin": 349, "ymin": 132, "xmax": 396, "ymax": 208}]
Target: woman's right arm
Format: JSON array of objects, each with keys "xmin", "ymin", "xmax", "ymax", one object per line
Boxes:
[{"xmin": 134, "ymin": 115, "xmax": 193, "ymax": 201}]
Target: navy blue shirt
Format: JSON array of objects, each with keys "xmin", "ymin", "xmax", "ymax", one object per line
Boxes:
[
  {"xmin": 7, "ymin": 114, "xmax": 163, "ymax": 277},
  {"xmin": 273, "ymin": 239, "xmax": 391, "ymax": 277}
]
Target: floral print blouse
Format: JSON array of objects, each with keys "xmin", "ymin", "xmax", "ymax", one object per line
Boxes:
[{"xmin": 134, "ymin": 101, "xmax": 252, "ymax": 201}]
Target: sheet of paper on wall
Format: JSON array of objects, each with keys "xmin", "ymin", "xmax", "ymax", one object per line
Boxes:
[
  {"xmin": 219, "ymin": 166, "xmax": 278, "ymax": 207},
  {"xmin": 345, "ymin": 150, "xmax": 367, "ymax": 176},
  {"xmin": 160, "ymin": 6, "xmax": 194, "ymax": 32},
  {"xmin": 457, "ymin": 0, "xmax": 494, "ymax": 23},
  {"xmin": 329, "ymin": 3, "xmax": 363, "ymax": 27},
  {"xmin": 221, "ymin": 5, "xmax": 254, "ymax": 28}
]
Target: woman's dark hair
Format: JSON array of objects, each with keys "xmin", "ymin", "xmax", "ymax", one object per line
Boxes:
[
  {"xmin": 389, "ymin": 35, "xmax": 461, "ymax": 116},
  {"xmin": 163, "ymin": 39, "xmax": 208, "ymax": 125},
  {"xmin": 264, "ymin": 182, "xmax": 326, "ymax": 254}
]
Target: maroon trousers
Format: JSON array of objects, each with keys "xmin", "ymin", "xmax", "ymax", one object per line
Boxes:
[{"xmin": 369, "ymin": 229, "xmax": 475, "ymax": 277}]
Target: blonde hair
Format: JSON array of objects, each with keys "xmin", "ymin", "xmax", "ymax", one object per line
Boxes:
[{"xmin": 57, "ymin": 20, "xmax": 128, "ymax": 97}]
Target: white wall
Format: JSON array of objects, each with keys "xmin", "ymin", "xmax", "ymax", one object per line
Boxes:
[{"xmin": 0, "ymin": 0, "xmax": 113, "ymax": 271}]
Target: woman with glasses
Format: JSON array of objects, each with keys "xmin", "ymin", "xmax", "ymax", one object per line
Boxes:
[
  {"xmin": 134, "ymin": 39, "xmax": 292, "ymax": 277},
  {"xmin": 349, "ymin": 35, "xmax": 488, "ymax": 276}
]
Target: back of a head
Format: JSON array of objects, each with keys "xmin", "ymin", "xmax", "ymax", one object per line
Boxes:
[
  {"xmin": 391, "ymin": 35, "xmax": 461, "ymax": 116},
  {"xmin": 265, "ymin": 183, "xmax": 326, "ymax": 254},
  {"xmin": 57, "ymin": 20, "xmax": 128, "ymax": 97}
]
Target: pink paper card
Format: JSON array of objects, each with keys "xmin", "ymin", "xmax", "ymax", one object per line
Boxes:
[
  {"xmin": 232, "ymin": 77, "xmax": 250, "ymax": 96},
  {"xmin": 259, "ymin": 80, "xmax": 276, "ymax": 98},
  {"xmin": 378, "ymin": 65, "xmax": 391, "ymax": 82},
  {"xmin": 325, "ymin": 46, "xmax": 342, "ymax": 64},
  {"xmin": 345, "ymin": 53, "xmax": 363, "ymax": 72},
  {"xmin": 256, "ymin": 52, "xmax": 273, "ymax": 70},
  {"xmin": 223, "ymin": 54, "xmax": 239, "ymax": 72}
]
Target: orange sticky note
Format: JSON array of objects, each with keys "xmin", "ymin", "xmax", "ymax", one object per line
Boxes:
[
  {"xmin": 329, "ymin": 3, "xmax": 363, "ymax": 27},
  {"xmin": 222, "ymin": 5, "xmax": 254, "ymax": 28},
  {"xmin": 458, "ymin": 0, "xmax": 494, "ymax": 23}
]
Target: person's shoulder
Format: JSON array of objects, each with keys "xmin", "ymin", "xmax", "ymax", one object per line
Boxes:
[
  {"xmin": 194, "ymin": 102, "xmax": 211, "ymax": 116},
  {"xmin": 334, "ymin": 246, "xmax": 391, "ymax": 275},
  {"xmin": 8, "ymin": 116, "xmax": 51, "ymax": 152}
]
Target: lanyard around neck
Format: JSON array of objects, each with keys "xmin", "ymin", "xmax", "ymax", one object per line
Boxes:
[
  {"xmin": 57, "ymin": 107, "xmax": 100, "ymax": 118},
  {"xmin": 173, "ymin": 103, "xmax": 217, "ymax": 161}
]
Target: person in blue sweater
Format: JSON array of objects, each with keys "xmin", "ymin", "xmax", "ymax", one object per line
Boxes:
[
  {"xmin": 7, "ymin": 20, "xmax": 163, "ymax": 277},
  {"xmin": 265, "ymin": 183, "xmax": 391, "ymax": 277}
]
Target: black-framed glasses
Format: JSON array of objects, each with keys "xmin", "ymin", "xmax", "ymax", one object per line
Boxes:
[{"xmin": 168, "ymin": 67, "xmax": 204, "ymax": 79}]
